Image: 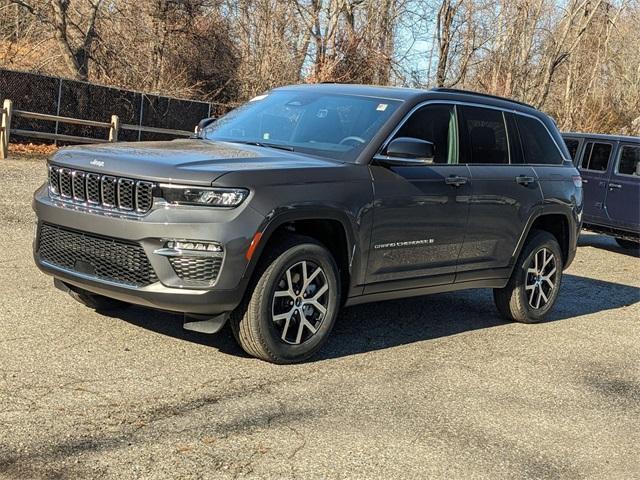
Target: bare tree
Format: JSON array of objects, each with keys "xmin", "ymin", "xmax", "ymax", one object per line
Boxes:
[{"xmin": 7, "ymin": 0, "xmax": 103, "ymax": 80}]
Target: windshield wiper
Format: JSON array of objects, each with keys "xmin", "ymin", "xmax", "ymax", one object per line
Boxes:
[{"xmin": 230, "ymin": 140, "xmax": 295, "ymax": 152}]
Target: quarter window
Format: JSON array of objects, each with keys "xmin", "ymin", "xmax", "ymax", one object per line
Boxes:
[
  {"xmin": 617, "ymin": 145, "xmax": 640, "ymax": 176},
  {"xmin": 459, "ymin": 106, "xmax": 510, "ymax": 164},
  {"xmin": 392, "ymin": 104, "xmax": 458, "ymax": 164},
  {"xmin": 517, "ymin": 115, "xmax": 564, "ymax": 164},
  {"xmin": 580, "ymin": 142, "xmax": 612, "ymax": 172}
]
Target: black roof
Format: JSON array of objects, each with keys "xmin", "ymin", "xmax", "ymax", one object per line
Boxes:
[
  {"xmin": 430, "ymin": 87, "xmax": 536, "ymax": 109},
  {"xmin": 275, "ymin": 83, "xmax": 541, "ymax": 115},
  {"xmin": 275, "ymin": 83, "xmax": 424, "ymax": 101},
  {"xmin": 562, "ymin": 132, "xmax": 640, "ymax": 142}
]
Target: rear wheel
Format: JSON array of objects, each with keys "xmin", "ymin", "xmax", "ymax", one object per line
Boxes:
[
  {"xmin": 230, "ymin": 235, "xmax": 340, "ymax": 364},
  {"xmin": 615, "ymin": 237, "xmax": 639, "ymax": 250},
  {"xmin": 493, "ymin": 230, "xmax": 563, "ymax": 323}
]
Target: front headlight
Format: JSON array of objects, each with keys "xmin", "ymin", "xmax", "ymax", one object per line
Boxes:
[{"xmin": 159, "ymin": 185, "xmax": 249, "ymax": 207}]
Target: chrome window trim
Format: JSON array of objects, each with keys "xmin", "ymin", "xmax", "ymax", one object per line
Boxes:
[{"xmin": 375, "ymin": 99, "xmax": 570, "ymax": 165}]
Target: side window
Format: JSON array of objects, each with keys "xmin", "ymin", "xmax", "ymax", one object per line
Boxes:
[
  {"xmin": 580, "ymin": 142, "xmax": 612, "ymax": 172},
  {"xmin": 563, "ymin": 138, "xmax": 580, "ymax": 162},
  {"xmin": 617, "ymin": 145, "xmax": 640, "ymax": 176},
  {"xmin": 517, "ymin": 115, "xmax": 564, "ymax": 164},
  {"xmin": 393, "ymin": 104, "xmax": 457, "ymax": 164},
  {"xmin": 459, "ymin": 106, "xmax": 509, "ymax": 164}
]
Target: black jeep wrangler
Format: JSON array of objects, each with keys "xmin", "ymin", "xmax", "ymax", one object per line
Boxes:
[{"xmin": 34, "ymin": 85, "xmax": 583, "ymax": 363}]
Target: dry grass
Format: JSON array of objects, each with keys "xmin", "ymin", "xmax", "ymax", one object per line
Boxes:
[{"xmin": 8, "ymin": 142, "xmax": 58, "ymax": 156}]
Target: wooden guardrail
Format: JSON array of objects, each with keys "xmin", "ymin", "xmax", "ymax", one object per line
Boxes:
[{"xmin": 0, "ymin": 99, "xmax": 193, "ymax": 159}]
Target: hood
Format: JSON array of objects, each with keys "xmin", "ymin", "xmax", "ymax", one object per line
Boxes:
[{"xmin": 50, "ymin": 139, "xmax": 342, "ymax": 185}]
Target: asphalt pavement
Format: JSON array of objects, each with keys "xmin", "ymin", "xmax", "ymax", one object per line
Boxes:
[{"xmin": 1, "ymin": 154, "xmax": 639, "ymax": 479}]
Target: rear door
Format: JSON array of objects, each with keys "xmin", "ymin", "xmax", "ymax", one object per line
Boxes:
[
  {"xmin": 605, "ymin": 142, "xmax": 640, "ymax": 232},
  {"xmin": 457, "ymin": 107, "xmax": 543, "ymax": 278},
  {"xmin": 577, "ymin": 140, "xmax": 615, "ymax": 223}
]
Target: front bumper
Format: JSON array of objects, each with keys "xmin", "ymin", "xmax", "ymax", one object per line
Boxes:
[{"xmin": 32, "ymin": 184, "xmax": 264, "ymax": 315}]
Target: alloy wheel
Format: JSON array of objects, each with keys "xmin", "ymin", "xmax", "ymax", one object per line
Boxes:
[
  {"xmin": 525, "ymin": 247, "xmax": 557, "ymax": 310},
  {"xmin": 271, "ymin": 260, "xmax": 329, "ymax": 345}
]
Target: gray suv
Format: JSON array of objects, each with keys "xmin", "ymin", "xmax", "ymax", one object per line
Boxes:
[{"xmin": 33, "ymin": 85, "xmax": 583, "ymax": 363}]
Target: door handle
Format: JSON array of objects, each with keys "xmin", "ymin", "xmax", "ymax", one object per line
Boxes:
[
  {"xmin": 609, "ymin": 183, "xmax": 622, "ymax": 190},
  {"xmin": 445, "ymin": 175, "xmax": 468, "ymax": 187},
  {"xmin": 515, "ymin": 175, "xmax": 536, "ymax": 186},
  {"xmin": 582, "ymin": 179, "xmax": 588, "ymax": 184}
]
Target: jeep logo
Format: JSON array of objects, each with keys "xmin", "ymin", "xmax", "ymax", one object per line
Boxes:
[{"xmin": 90, "ymin": 159, "xmax": 104, "ymax": 168}]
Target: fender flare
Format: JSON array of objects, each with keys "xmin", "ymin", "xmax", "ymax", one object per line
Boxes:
[
  {"xmin": 509, "ymin": 206, "xmax": 577, "ymax": 275},
  {"xmin": 241, "ymin": 205, "xmax": 360, "ymax": 284}
]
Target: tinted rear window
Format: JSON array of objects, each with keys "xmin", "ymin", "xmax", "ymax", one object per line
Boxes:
[
  {"xmin": 617, "ymin": 145, "xmax": 640, "ymax": 176},
  {"xmin": 581, "ymin": 142, "xmax": 612, "ymax": 172},
  {"xmin": 459, "ymin": 106, "xmax": 510, "ymax": 164},
  {"xmin": 517, "ymin": 115, "xmax": 564, "ymax": 164}
]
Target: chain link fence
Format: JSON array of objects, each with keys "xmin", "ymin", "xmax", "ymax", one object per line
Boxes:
[{"xmin": 0, "ymin": 68, "xmax": 216, "ymax": 144}]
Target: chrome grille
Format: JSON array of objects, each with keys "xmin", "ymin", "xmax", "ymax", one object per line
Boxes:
[
  {"xmin": 48, "ymin": 165, "xmax": 155, "ymax": 213},
  {"xmin": 37, "ymin": 223, "xmax": 158, "ymax": 287},
  {"xmin": 48, "ymin": 166, "xmax": 60, "ymax": 195},
  {"xmin": 169, "ymin": 257, "xmax": 222, "ymax": 286},
  {"xmin": 59, "ymin": 169, "xmax": 72, "ymax": 197},
  {"xmin": 136, "ymin": 181, "xmax": 154, "ymax": 212},
  {"xmin": 117, "ymin": 178, "xmax": 135, "ymax": 210},
  {"xmin": 86, "ymin": 173, "xmax": 101, "ymax": 203},
  {"xmin": 72, "ymin": 171, "xmax": 86, "ymax": 201}
]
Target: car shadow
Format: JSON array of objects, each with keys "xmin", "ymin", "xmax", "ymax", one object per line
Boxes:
[
  {"xmin": 110, "ymin": 272, "xmax": 639, "ymax": 361},
  {"xmin": 578, "ymin": 232, "xmax": 639, "ymax": 257}
]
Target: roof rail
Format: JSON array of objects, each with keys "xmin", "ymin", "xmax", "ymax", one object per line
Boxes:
[{"xmin": 429, "ymin": 87, "xmax": 535, "ymax": 109}]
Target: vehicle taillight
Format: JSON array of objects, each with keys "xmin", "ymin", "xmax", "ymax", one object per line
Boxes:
[{"xmin": 572, "ymin": 175, "xmax": 583, "ymax": 188}]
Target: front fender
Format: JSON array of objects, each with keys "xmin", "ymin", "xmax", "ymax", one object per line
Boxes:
[{"xmin": 240, "ymin": 205, "xmax": 365, "ymax": 293}]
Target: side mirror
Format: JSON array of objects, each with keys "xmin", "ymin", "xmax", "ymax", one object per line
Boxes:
[
  {"xmin": 385, "ymin": 137, "xmax": 435, "ymax": 164},
  {"xmin": 195, "ymin": 117, "xmax": 216, "ymax": 134}
]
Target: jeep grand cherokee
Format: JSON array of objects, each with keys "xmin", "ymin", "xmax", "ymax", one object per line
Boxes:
[{"xmin": 33, "ymin": 84, "xmax": 583, "ymax": 363}]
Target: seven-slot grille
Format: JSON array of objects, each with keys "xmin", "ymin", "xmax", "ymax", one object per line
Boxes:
[
  {"xmin": 37, "ymin": 223, "xmax": 158, "ymax": 287},
  {"xmin": 48, "ymin": 165, "xmax": 155, "ymax": 213}
]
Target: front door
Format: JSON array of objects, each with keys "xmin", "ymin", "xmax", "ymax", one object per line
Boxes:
[
  {"xmin": 365, "ymin": 103, "xmax": 472, "ymax": 293},
  {"xmin": 578, "ymin": 141, "xmax": 615, "ymax": 223},
  {"xmin": 605, "ymin": 143, "xmax": 640, "ymax": 231}
]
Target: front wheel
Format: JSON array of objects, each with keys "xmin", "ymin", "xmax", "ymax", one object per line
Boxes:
[
  {"xmin": 493, "ymin": 230, "xmax": 563, "ymax": 323},
  {"xmin": 230, "ymin": 235, "xmax": 340, "ymax": 364}
]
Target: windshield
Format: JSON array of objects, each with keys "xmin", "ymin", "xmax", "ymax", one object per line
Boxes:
[{"xmin": 202, "ymin": 90, "xmax": 402, "ymax": 163}]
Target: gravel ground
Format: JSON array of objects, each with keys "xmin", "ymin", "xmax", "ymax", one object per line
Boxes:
[{"xmin": 1, "ymin": 153, "xmax": 639, "ymax": 479}]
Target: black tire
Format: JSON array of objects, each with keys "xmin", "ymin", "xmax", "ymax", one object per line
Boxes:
[
  {"xmin": 67, "ymin": 286, "xmax": 129, "ymax": 312},
  {"xmin": 493, "ymin": 230, "xmax": 563, "ymax": 323},
  {"xmin": 615, "ymin": 237, "xmax": 639, "ymax": 250},
  {"xmin": 230, "ymin": 234, "xmax": 340, "ymax": 364}
]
